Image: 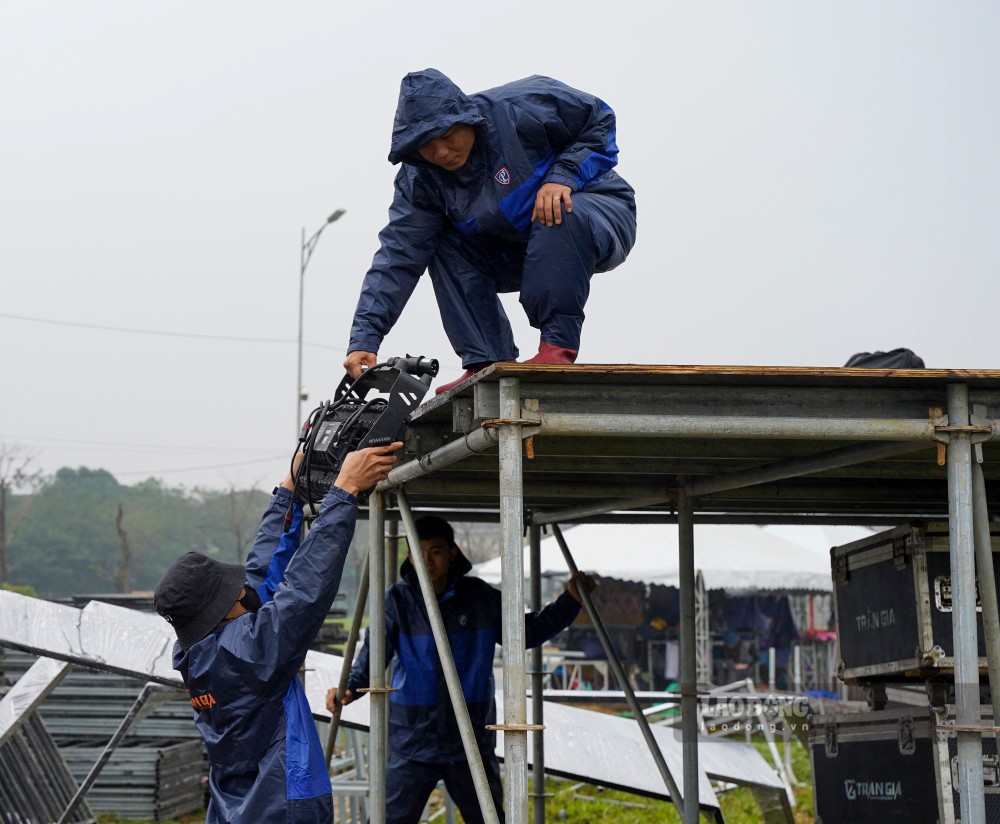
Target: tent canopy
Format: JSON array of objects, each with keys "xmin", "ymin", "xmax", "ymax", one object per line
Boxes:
[{"xmin": 470, "ymin": 523, "xmax": 873, "ymax": 594}]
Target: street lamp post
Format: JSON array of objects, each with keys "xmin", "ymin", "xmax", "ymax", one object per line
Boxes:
[{"xmin": 297, "ymin": 209, "xmax": 346, "ymax": 433}]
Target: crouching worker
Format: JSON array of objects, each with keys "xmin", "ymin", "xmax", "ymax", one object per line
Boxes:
[
  {"xmin": 325, "ymin": 515, "xmax": 595, "ymax": 824},
  {"xmin": 154, "ymin": 442, "xmax": 402, "ymax": 824}
]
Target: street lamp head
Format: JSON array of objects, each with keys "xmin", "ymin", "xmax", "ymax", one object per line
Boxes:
[{"xmin": 327, "ymin": 209, "xmax": 346, "ymax": 224}]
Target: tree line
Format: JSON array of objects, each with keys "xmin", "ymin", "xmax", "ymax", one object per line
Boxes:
[{"xmin": 0, "ymin": 444, "xmax": 371, "ymax": 600}]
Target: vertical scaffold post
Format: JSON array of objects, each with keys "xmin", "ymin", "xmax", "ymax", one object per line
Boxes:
[
  {"xmin": 529, "ymin": 522, "xmax": 545, "ymax": 824},
  {"xmin": 972, "ymin": 455, "xmax": 1000, "ymax": 725},
  {"xmin": 368, "ymin": 492, "xmax": 388, "ymax": 824},
  {"xmin": 387, "ymin": 518, "xmax": 400, "ymax": 586},
  {"xmin": 946, "ymin": 383, "xmax": 986, "ymax": 822},
  {"xmin": 678, "ymin": 486, "xmax": 700, "ymax": 824},
  {"xmin": 499, "ymin": 376, "xmax": 529, "ymax": 824}
]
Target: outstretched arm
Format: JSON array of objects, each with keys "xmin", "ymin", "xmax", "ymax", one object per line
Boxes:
[
  {"xmin": 243, "ymin": 452, "xmax": 306, "ymax": 595},
  {"xmin": 524, "ymin": 571, "xmax": 596, "ymax": 648},
  {"xmin": 346, "ymin": 171, "xmax": 447, "ymax": 372},
  {"xmin": 234, "ymin": 444, "xmax": 402, "ymax": 695}
]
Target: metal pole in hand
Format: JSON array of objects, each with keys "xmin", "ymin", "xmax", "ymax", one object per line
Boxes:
[
  {"xmin": 325, "ymin": 552, "xmax": 370, "ymax": 765},
  {"xmin": 550, "ymin": 524, "xmax": 683, "ymax": 808}
]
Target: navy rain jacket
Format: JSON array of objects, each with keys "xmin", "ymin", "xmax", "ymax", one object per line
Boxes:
[
  {"xmin": 173, "ymin": 486, "xmax": 357, "ymax": 824},
  {"xmin": 347, "ymin": 547, "xmax": 581, "ymax": 763},
  {"xmin": 348, "ymin": 69, "xmax": 636, "ymax": 355}
]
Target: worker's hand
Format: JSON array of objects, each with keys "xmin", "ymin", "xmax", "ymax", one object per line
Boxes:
[
  {"xmin": 280, "ymin": 450, "xmax": 306, "ymax": 492},
  {"xmin": 334, "ymin": 442, "xmax": 403, "ymax": 497},
  {"xmin": 344, "ymin": 351, "xmax": 377, "ymax": 379},
  {"xmin": 531, "ymin": 183, "xmax": 573, "ymax": 228},
  {"xmin": 325, "ymin": 687, "xmax": 355, "ymax": 714},
  {"xmin": 566, "ymin": 571, "xmax": 596, "ymax": 604}
]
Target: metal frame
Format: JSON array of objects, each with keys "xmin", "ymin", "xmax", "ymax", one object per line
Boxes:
[{"xmin": 359, "ymin": 364, "xmax": 1000, "ymax": 822}]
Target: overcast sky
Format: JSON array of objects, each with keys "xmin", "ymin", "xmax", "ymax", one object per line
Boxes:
[{"xmin": 2, "ymin": 2, "xmax": 998, "ymax": 491}]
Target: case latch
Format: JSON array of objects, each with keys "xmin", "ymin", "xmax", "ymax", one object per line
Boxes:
[
  {"xmin": 898, "ymin": 716, "xmax": 915, "ymax": 754},
  {"xmin": 835, "ymin": 555, "xmax": 850, "ymax": 587},
  {"xmin": 824, "ymin": 721, "xmax": 839, "ymax": 758},
  {"xmin": 893, "ymin": 535, "xmax": 909, "ymax": 571}
]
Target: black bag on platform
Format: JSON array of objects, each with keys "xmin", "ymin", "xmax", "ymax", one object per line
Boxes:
[{"xmin": 843, "ymin": 348, "xmax": 926, "ymax": 369}]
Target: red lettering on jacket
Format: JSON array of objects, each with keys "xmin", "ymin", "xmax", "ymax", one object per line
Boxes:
[{"xmin": 189, "ymin": 692, "xmax": 217, "ymax": 710}]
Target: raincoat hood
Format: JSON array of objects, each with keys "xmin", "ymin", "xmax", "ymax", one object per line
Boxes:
[
  {"xmin": 399, "ymin": 543, "xmax": 474, "ymax": 581},
  {"xmin": 388, "ymin": 69, "xmax": 485, "ymax": 166}
]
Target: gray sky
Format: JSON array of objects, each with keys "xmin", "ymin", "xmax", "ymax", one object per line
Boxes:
[{"xmin": 2, "ymin": 2, "xmax": 998, "ymax": 491}]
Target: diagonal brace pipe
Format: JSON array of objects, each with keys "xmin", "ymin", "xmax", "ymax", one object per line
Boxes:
[
  {"xmin": 397, "ymin": 489, "xmax": 501, "ymax": 824},
  {"xmin": 551, "ymin": 524, "xmax": 683, "ymax": 807}
]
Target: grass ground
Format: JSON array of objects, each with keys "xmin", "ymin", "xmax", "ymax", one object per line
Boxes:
[{"xmin": 96, "ymin": 737, "xmax": 815, "ymax": 823}]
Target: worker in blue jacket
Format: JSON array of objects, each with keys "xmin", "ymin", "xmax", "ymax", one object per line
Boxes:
[
  {"xmin": 326, "ymin": 515, "xmax": 594, "ymax": 824},
  {"xmin": 153, "ymin": 442, "xmax": 401, "ymax": 824},
  {"xmin": 344, "ymin": 68, "xmax": 637, "ymax": 395}
]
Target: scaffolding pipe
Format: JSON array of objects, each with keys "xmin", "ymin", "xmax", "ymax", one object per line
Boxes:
[
  {"xmin": 531, "ymin": 496, "xmax": 668, "ymax": 525},
  {"xmin": 972, "ymin": 457, "xmax": 1000, "ymax": 725},
  {"xmin": 325, "ymin": 552, "xmax": 369, "ymax": 765},
  {"xmin": 677, "ymin": 488, "xmax": 700, "ymax": 824},
  {"xmin": 499, "ymin": 377, "xmax": 530, "ymax": 824},
  {"xmin": 387, "ymin": 518, "xmax": 400, "ymax": 585},
  {"xmin": 686, "ymin": 440, "xmax": 935, "ymax": 497},
  {"xmin": 368, "ymin": 492, "xmax": 388, "ymax": 824},
  {"xmin": 550, "ymin": 524, "xmax": 682, "ymax": 807},
  {"xmin": 529, "ymin": 522, "xmax": 545, "ymax": 824},
  {"xmin": 377, "ymin": 427, "xmax": 500, "ymax": 490},
  {"xmin": 396, "ymin": 489, "xmax": 500, "ymax": 824},
  {"xmin": 535, "ymin": 412, "xmax": 941, "ymax": 441},
  {"xmin": 946, "ymin": 384, "xmax": 986, "ymax": 823}
]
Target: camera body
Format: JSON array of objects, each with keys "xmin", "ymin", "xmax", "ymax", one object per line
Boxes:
[{"xmin": 294, "ymin": 355, "xmax": 438, "ymax": 505}]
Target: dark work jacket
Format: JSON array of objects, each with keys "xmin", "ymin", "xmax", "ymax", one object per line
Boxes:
[
  {"xmin": 348, "ymin": 68, "xmax": 636, "ymax": 355},
  {"xmin": 347, "ymin": 548, "xmax": 581, "ymax": 763},
  {"xmin": 172, "ymin": 486, "xmax": 356, "ymax": 824}
]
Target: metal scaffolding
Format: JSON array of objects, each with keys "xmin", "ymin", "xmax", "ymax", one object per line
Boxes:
[{"xmin": 361, "ymin": 363, "xmax": 1000, "ymax": 822}]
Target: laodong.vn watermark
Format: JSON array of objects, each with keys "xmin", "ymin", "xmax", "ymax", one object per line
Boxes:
[{"xmin": 669, "ymin": 694, "xmax": 811, "ymax": 739}]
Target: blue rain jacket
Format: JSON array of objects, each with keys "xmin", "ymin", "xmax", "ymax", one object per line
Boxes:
[
  {"xmin": 347, "ymin": 548, "xmax": 581, "ymax": 763},
  {"xmin": 348, "ymin": 69, "xmax": 636, "ymax": 356},
  {"xmin": 173, "ymin": 486, "xmax": 357, "ymax": 824}
]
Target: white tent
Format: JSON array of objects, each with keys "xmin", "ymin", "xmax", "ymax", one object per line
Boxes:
[{"xmin": 470, "ymin": 523, "xmax": 873, "ymax": 594}]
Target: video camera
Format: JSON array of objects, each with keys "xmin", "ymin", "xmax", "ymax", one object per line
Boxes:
[{"xmin": 290, "ymin": 355, "xmax": 438, "ymax": 508}]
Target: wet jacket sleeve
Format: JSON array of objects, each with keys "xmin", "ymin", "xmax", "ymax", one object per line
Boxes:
[
  {"xmin": 346, "ymin": 588, "xmax": 399, "ymax": 694},
  {"xmin": 247, "ymin": 487, "xmax": 302, "ymax": 604},
  {"xmin": 348, "ymin": 171, "xmax": 448, "ymax": 355},
  {"xmin": 226, "ymin": 486, "xmax": 358, "ymax": 697},
  {"xmin": 243, "ymin": 487, "xmax": 300, "ymax": 595},
  {"xmin": 524, "ymin": 591, "xmax": 582, "ymax": 648},
  {"xmin": 531, "ymin": 80, "xmax": 621, "ymax": 193}
]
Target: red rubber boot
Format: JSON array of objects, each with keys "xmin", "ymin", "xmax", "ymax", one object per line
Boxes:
[
  {"xmin": 523, "ymin": 342, "xmax": 579, "ymax": 365},
  {"xmin": 434, "ymin": 363, "xmax": 492, "ymax": 395}
]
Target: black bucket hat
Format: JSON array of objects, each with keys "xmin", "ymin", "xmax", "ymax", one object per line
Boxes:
[{"xmin": 154, "ymin": 551, "xmax": 247, "ymax": 649}]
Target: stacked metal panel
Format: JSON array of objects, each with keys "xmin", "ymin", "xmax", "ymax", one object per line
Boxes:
[
  {"xmin": 2, "ymin": 648, "xmax": 200, "ymax": 739},
  {"xmin": 58, "ymin": 736, "xmax": 208, "ymax": 821},
  {"xmin": 0, "ymin": 711, "xmax": 96, "ymax": 823},
  {"xmin": 1, "ymin": 645, "xmax": 207, "ymax": 820}
]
